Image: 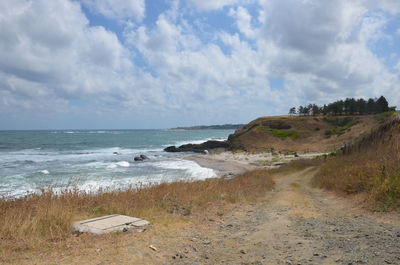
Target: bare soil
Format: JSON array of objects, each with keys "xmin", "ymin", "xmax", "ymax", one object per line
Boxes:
[{"xmin": 158, "ymin": 168, "xmax": 400, "ymax": 265}]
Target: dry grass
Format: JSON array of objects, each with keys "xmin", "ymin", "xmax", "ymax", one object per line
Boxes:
[
  {"xmin": 277, "ymin": 159, "xmax": 323, "ymax": 173},
  {"xmin": 313, "ymin": 117, "xmax": 400, "ymax": 210},
  {"xmin": 0, "ymin": 169, "xmax": 274, "ymax": 254}
]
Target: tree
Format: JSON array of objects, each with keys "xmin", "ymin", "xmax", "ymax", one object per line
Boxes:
[
  {"xmin": 291, "ymin": 96, "xmax": 390, "ymax": 117},
  {"xmin": 356, "ymin": 98, "xmax": 366, "ymax": 114},
  {"xmin": 311, "ymin": 104, "xmax": 320, "ymax": 116},
  {"xmin": 366, "ymin": 98, "xmax": 375, "ymax": 114},
  {"xmin": 376, "ymin": 96, "xmax": 389, "ymax": 113},
  {"xmin": 298, "ymin": 106, "xmax": 304, "ymax": 115},
  {"xmin": 322, "ymin": 104, "xmax": 328, "ymax": 115}
]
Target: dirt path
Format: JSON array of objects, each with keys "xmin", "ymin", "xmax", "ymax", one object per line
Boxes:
[
  {"xmin": 162, "ymin": 168, "xmax": 400, "ymax": 265},
  {"xmin": 17, "ymin": 167, "xmax": 399, "ymax": 265}
]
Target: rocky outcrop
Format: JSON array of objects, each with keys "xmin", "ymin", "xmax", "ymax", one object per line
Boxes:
[
  {"xmin": 164, "ymin": 140, "xmax": 229, "ymax": 153},
  {"xmin": 134, "ymin": 155, "xmax": 149, "ymax": 161}
]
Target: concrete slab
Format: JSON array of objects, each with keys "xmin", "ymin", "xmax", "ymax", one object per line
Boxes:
[{"xmin": 72, "ymin": 214, "xmax": 150, "ymax": 234}]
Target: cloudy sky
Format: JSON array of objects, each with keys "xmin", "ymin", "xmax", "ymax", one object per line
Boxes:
[{"xmin": 1, "ymin": 0, "xmax": 400, "ymax": 129}]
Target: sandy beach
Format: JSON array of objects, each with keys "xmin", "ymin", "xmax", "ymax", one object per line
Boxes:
[{"xmin": 186, "ymin": 151, "xmax": 325, "ymax": 177}]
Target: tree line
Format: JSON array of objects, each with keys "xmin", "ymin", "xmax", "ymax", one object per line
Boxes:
[{"xmin": 289, "ymin": 96, "xmax": 395, "ymax": 116}]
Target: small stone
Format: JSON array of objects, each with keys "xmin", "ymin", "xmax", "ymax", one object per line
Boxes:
[
  {"xmin": 149, "ymin": 245, "xmax": 157, "ymax": 251},
  {"xmin": 201, "ymin": 254, "xmax": 209, "ymax": 259},
  {"xmin": 122, "ymin": 227, "xmax": 131, "ymax": 233},
  {"xmin": 240, "ymin": 249, "xmax": 247, "ymax": 254}
]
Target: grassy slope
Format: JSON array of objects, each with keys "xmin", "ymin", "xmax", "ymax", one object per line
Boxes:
[
  {"xmin": 229, "ymin": 115, "xmax": 382, "ymax": 153},
  {"xmin": 312, "ymin": 116, "xmax": 400, "ymax": 210}
]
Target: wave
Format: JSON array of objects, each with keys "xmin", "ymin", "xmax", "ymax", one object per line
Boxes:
[
  {"xmin": 0, "ymin": 147, "xmax": 164, "ymax": 164},
  {"xmin": 106, "ymin": 161, "xmax": 130, "ymax": 169},
  {"xmin": 153, "ymin": 159, "xmax": 216, "ymax": 180}
]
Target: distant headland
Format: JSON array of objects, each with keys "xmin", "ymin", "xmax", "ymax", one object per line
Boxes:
[{"xmin": 170, "ymin": 124, "xmax": 245, "ymax": 130}]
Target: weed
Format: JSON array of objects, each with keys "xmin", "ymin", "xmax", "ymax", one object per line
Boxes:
[
  {"xmin": 257, "ymin": 126, "xmax": 300, "ymax": 140},
  {"xmin": 0, "ymin": 169, "xmax": 275, "ymax": 253},
  {"xmin": 324, "ymin": 117, "xmax": 358, "ymax": 138},
  {"xmin": 313, "ymin": 118, "xmax": 400, "ymax": 210},
  {"xmin": 374, "ymin": 111, "xmax": 397, "ymax": 122}
]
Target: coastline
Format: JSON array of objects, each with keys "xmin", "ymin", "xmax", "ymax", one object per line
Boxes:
[
  {"xmin": 185, "ymin": 151, "xmax": 326, "ymax": 177},
  {"xmin": 184, "ymin": 154, "xmax": 257, "ymax": 177}
]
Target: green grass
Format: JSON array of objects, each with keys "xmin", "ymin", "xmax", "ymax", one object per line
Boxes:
[
  {"xmin": 324, "ymin": 117, "xmax": 358, "ymax": 138},
  {"xmin": 257, "ymin": 126, "xmax": 299, "ymax": 140},
  {"xmin": 375, "ymin": 111, "xmax": 397, "ymax": 122}
]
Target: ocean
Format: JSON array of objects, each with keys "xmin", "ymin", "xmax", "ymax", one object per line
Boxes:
[{"xmin": 0, "ymin": 129, "xmax": 233, "ymax": 198}]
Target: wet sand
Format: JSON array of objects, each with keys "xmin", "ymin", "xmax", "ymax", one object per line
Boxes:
[{"xmin": 185, "ymin": 154, "xmax": 257, "ymax": 177}]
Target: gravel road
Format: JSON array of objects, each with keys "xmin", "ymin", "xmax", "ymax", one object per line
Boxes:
[{"xmin": 164, "ymin": 168, "xmax": 400, "ymax": 265}]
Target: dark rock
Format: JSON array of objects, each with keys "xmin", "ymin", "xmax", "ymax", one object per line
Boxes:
[
  {"xmin": 164, "ymin": 146, "xmax": 180, "ymax": 152},
  {"xmin": 134, "ymin": 154, "xmax": 149, "ymax": 161},
  {"xmin": 140, "ymin": 155, "xmax": 149, "ymax": 160},
  {"xmin": 164, "ymin": 140, "xmax": 229, "ymax": 153},
  {"xmin": 134, "ymin": 156, "xmax": 144, "ymax": 161}
]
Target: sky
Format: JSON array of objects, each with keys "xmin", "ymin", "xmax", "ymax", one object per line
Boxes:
[{"xmin": 1, "ymin": 0, "xmax": 400, "ymax": 129}]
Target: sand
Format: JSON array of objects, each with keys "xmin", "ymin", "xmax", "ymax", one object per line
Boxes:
[{"xmin": 186, "ymin": 151, "xmax": 326, "ymax": 177}]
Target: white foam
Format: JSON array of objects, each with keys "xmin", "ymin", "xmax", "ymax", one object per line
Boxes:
[
  {"xmin": 40, "ymin": 170, "xmax": 50, "ymax": 175},
  {"xmin": 154, "ymin": 159, "xmax": 216, "ymax": 180},
  {"xmin": 116, "ymin": 161, "xmax": 130, "ymax": 167},
  {"xmin": 106, "ymin": 161, "xmax": 130, "ymax": 169},
  {"xmin": 106, "ymin": 164, "xmax": 117, "ymax": 169}
]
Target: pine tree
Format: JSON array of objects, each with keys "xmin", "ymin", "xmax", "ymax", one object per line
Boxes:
[{"xmin": 376, "ymin": 96, "xmax": 389, "ymax": 113}]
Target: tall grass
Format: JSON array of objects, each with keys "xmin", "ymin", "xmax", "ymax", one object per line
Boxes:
[
  {"xmin": 313, "ymin": 117, "xmax": 400, "ymax": 210},
  {"xmin": 0, "ymin": 169, "xmax": 274, "ymax": 251}
]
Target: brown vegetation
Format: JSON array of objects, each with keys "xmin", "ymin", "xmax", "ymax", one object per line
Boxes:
[
  {"xmin": 312, "ymin": 117, "xmax": 400, "ymax": 210},
  {"xmin": 0, "ymin": 169, "xmax": 274, "ymax": 257},
  {"xmin": 228, "ymin": 114, "xmax": 382, "ymax": 153}
]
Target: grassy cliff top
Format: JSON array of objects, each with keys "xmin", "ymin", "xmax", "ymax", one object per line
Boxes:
[{"xmin": 228, "ymin": 112, "xmax": 396, "ymax": 153}]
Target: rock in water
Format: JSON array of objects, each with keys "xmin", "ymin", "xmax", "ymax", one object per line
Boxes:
[{"xmin": 134, "ymin": 156, "xmax": 143, "ymax": 161}]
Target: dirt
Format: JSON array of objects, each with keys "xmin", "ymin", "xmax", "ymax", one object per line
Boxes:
[
  {"xmin": 153, "ymin": 168, "xmax": 399, "ymax": 265},
  {"xmin": 9, "ymin": 168, "xmax": 400, "ymax": 265}
]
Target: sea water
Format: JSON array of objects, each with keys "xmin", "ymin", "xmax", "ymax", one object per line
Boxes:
[{"xmin": 0, "ymin": 129, "xmax": 233, "ymax": 198}]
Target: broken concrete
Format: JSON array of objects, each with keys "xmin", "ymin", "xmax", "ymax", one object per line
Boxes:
[{"xmin": 72, "ymin": 214, "xmax": 150, "ymax": 234}]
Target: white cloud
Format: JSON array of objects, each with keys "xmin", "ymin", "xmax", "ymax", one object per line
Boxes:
[
  {"xmin": 80, "ymin": 0, "xmax": 145, "ymax": 21},
  {"xmin": 188, "ymin": 0, "xmax": 252, "ymax": 11},
  {"xmin": 1, "ymin": 0, "xmax": 400, "ymax": 128},
  {"xmin": 254, "ymin": 0, "xmax": 400, "ymax": 105},
  {"xmin": 363, "ymin": 0, "xmax": 400, "ymax": 14},
  {"xmin": 0, "ymin": 0, "xmax": 157, "ymax": 116},
  {"xmin": 229, "ymin": 6, "xmax": 256, "ymax": 39}
]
